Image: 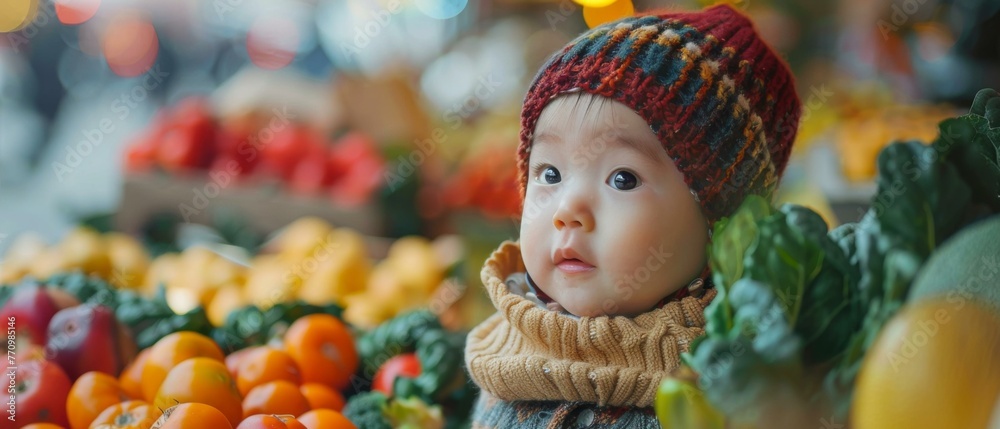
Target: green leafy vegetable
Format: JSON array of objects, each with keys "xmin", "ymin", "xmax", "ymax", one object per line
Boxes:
[
  {"xmin": 688, "ymin": 88, "xmax": 1000, "ymax": 421},
  {"xmin": 342, "ymin": 391, "xmax": 393, "ymax": 429}
]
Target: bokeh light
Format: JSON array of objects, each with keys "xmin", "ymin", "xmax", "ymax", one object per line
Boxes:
[
  {"xmin": 414, "ymin": 0, "xmax": 468, "ymax": 20},
  {"xmin": 102, "ymin": 12, "xmax": 159, "ymax": 77},
  {"xmin": 55, "ymin": 0, "xmax": 100, "ymax": 25},
  {"xmin": 246, "ymin": 16, "xmax": 299, "ymax": 70},
  {"xmin": 582, "ymin": 0, "xmax": 633, "ymax": 29},
  {"xmin": 572, "ymin": 0, "xmax": 617, "ymax": 8},
  {"xmin": 0, "ymin": 0, "xmax": 38, "ymax": 33},
  {"xmin": 913, "ymin": 22, "xmax": 956, "ymax": 62}
]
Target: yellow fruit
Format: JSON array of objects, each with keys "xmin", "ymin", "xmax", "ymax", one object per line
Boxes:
[
  {"xmin": 166, "ymin": 287, "xmax": 201, "ymax": 314},
  {"xmin": 60, "ymin": 227, "xmax": 111, "ymax": 277},
  {"xmin": 852, "ymin": 299, "xmax": 1000, "ymax": 429},
  {"xmin": 2, "ymin": 233, "xmax": 47, "ymax": 283},
  {"xmin": 385, "ymin": 236, "xmax": 443, "ymax": 296},
  {"xmin": 29, "ymin": 247, "xmax": 70, "ymax": 279},
  {"xmin": 207, "ymin": 283, "xmax": 245, "ymax": 326},
  {"xmin": 206, "ymin": 256, "xmax": 245, "ymax": 290},
  {"xmin": 276, "ymin": 217, "xmax": 334, "ymax": 262},
  {"xmin": 244, "ymin": 255, "xmax": 298, "ymax": 309},
  {"xmin": 175, "ymin": 247, "xmax": 217, "ymax": 292},
  {"xmin": 105, "ymin": 232, "xmax": 150, "ymax": 288},
  {"xmin": 343, "ymin": 293, "xmax": 392, "ymax": 330},
  {"xmin": 144, "ymin": 253, "xmax": 180, "ymax": 296},
  {"xmin": 655, "ymin": 376, "xmax": 724, "ymax": 429},
  {"xmin": 297, "ymin": 228, "xmax": 370, "ymax": 305}
]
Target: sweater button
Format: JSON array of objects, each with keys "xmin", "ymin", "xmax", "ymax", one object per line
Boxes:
[{"xmin": 574, "ymin": 408, "xmax": 595, "ymax": 428}]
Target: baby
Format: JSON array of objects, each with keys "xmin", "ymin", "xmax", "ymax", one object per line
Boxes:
[{"xmin": 466, "ymin": 4, "xmax": 801, "ymax": 428}]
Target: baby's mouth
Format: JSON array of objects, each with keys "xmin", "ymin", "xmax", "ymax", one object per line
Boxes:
[
  {"xmin": 556, "ymin": 258, "xmax": 596, "ymax": 274},
  {"xmin": 553, "ymin": 247, "xmax": 596, "ymax": 274}
]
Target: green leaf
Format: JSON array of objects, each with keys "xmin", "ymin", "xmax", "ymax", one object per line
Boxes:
[{"xmin": 686, "ymin": 280, "xmax": 803, "ymax": 419}]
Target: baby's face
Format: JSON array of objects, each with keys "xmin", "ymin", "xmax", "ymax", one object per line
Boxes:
[{"xmin": 520, "ymin": 93, "xmax": 708, "ymax": 317}]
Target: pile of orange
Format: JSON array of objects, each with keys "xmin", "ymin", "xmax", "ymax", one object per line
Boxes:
[{"xmin": 52, "ymin": 314, "xmax": 358, "ymax": 429}]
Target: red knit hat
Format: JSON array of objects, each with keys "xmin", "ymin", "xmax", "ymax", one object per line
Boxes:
[{"xmin": 517, "ymin": 4, "xmax": 802, "ymax": 224}]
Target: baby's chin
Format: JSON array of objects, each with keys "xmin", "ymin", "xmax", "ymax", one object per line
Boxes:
[{"xmin": 543, "ymin": 289, "xmax": 613, "ymax": 318}]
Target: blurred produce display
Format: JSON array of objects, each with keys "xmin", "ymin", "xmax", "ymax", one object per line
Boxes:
[
  {"xmin": 0, "ymin": 226, "xmax": 471, "ymax": 428},
  {"xmin": 834, "ymin": 99, "xmax": 958, "ymax": 181},
  {"xmin": 123, "ymin": 97, "xmax": 387, "ymax": 207}
]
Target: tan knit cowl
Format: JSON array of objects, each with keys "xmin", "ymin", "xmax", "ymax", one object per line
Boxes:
[{"xmin": 465, "ymin": 241, "xmax": 717, "ymax": 408}]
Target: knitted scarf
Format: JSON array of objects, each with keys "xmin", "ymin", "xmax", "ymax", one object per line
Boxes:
[{"xmin": 465, "ymin": 241, "xmax": 717, "ymax": 408}]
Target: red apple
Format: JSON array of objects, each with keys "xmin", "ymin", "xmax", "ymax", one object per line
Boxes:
[
  {"xmin": 11, "ymin": 358, "xmax": 72, "ymax": 427},
  {"xmin": 45, "ymin": 304, "xmax": 136, "ymax": 380},
  {"xmin": 0, "ymin": 283, "xmax": 79, "ymax": 347}
]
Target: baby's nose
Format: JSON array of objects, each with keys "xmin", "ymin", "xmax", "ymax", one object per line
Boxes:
[{"xmin": 552, "ymin": 196, "xmax": 594, "ymax": 232}]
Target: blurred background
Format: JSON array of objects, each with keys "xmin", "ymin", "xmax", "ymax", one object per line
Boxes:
[{"xmin": 2, "ymin": 0, "xmax": 999, "ymax": 330}]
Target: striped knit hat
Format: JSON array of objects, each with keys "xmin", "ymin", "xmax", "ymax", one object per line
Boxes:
[{"xmin": 517, "ymin": 4, "xmax": 801, "ymax": 224}]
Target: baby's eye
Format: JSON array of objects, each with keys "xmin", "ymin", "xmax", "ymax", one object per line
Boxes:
[
  {"xmin": 608, "ymin": 169, "xmax": 640, "ymax": 190},
  {"xmin": 537, "ymin": 165, "xmax": 561, "ymax": 184}
]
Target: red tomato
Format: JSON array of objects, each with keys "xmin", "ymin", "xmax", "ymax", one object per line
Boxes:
[
  {"xmin": 12, "ymin": 359, "xmax": 71, "ymax": 427},
  {"xmin": 259, "ymin": 126, "xmax": 315, "ymax": 181},
  {"xmin": 288, "ymin": 143, "xmax": 333, "ymax": 195},
  {"xmin": 327, "ymin": 132, "xmax": 386, "ymax": 205},
  {"xmin": 156, "ymin": 126, "xmax": 213, "ymax": 173},
  {"xmin": 330, "ymin": 158, "xmax": 384, "ymax": 206},
  {"xmin": 372, "ymin": 353, "xmax": 421, "ymax": 396},
  {"xmin": 332, "ymin": 132, "xmax": 380, "ymax": 163}
]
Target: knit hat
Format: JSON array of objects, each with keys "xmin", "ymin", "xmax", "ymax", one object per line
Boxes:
[{"xmin": 517, "ymin": 4, "xmax": 801, "ymax": 223}]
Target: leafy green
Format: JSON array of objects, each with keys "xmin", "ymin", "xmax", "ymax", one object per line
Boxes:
[
  {"xmin": 357, "ymin": 310, "xmax": 444, "ymax": 382},
  {"xmin": 342, "ymin": 391, "xmax": 393, "ymax": 429},
  {"xmin": 688, "ymin": 87, "xmax": 1000, "ymax": 421},
  {"xmin": 354, "ymin": 310, "xmax": 475, "ymax": 429},
  {"xmin": 685, "ymin": 279, "xmax": 803, "ymax": 420}
]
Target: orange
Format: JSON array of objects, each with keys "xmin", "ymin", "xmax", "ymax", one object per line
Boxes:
[
  {"xmin": 283, "ymin": 315, "xmax": 358, "ymax": 390},
  {"xmin": 118, "ymin": 348, "xmax": 150, "ymax": 400},
  {"xmin": 67, "ymin": 372, "xmax": 130, "ymax": 429},
  {"xmin": 22, "ymin": 424, "xmax": 65, "ymax": 429},
  {"xmin": 88, "ymin": 400, "xmax": 161, "ymax": 429},
  {"xmin": 236, "ymin": 414, "xmax": 307, "ymax": 429},
  {"xmin": 141, "ymin": 331, "xmax": 225, "ymax": 401},
  {"xmin": 241, "ymin": 381, "xmax": 311, "ymax": 419},
  {"xmin": 237, "ymin": 348, "xmax": 301, "ymax": 396},
  {"xmin": 299, "ymin": 383, "xmax": 345, "ymax": 411},
  {"xmin": 153, "ymin": 357, "xmax": 243, "ymax": 427},
  {"xmin": 150, "ymin": 403, "xmax": 233, "ymax": 429},
  {"xmin": 297, "ymin": 409, "xmax": 357, "ymax": 429},
  {"xmin": 226, "ymin": 346, "xmax": 265, "ymax": 380}
]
